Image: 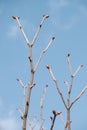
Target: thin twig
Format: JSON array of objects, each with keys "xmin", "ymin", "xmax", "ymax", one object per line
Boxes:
[
  {"xmin": 17, "ymin": 107, "xmax": 23, "ymax": 119},
  {"xmin": 34, "ymin": 37, "xmax": 55, "ymax": 72},
  {"xmin": 67, "ymin": 53, "xmax": 73, "ymax": 77},
  {"xmin": 39, "ymin": 84, "xmax": 48, "ymax": 130},
  {"xmin": 46, "ymin": 65, "xmax": 67, "ymax": 109},
  {"xmin": 70, "ymin": 85, "xmax": 87, "ymax": 108},
  {"xmin": 28, "ymin": 116, "xmax": 38, "ymax": 130},
  {"xmin": 16, "ymin": 78, "xmax": 25, "ymax": 87},
  {"xmin": 16, "ymin": 78, "xmax": 27, "ymax": 111},
  {"xmin": 12, "ymin": 16, "xmax": 30, "ymax": 47},
  {"xmin": 31, "ymin": 15, "xmax": 49, "ymax": 47},
  {"xmin": 60, "ymin": 114, "xmax": 68, "ymax": 130},
  {"xmin": 73, "ymin": 64, "xmax": 83, "ymax": 77},
  {"xmin": 60, "ymin": 113, "xmax": 66, "ymax": 126}
]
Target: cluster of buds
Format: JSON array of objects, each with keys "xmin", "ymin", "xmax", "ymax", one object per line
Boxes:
[{"xmin": 50, "ymin": 110, "xmax": 62, "ymax": 120}]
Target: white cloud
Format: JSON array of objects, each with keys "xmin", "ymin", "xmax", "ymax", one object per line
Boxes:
[
  {"xmin": 7, "ymin": 24, "xmax": 19, "ymax": 38},
  {"xmin": 0, "ymin": 98, "xmax": 20, "ymax": 130},
  {"xmin": 0, "ymin": 109, "xmax": 20, "ymax": 130},
  {"xmin": 48, "ymin": 0, "xmax": 87, "ymax": 31},
  {"xmin": 0, "ymin": 117, "xmax": 20, "ymax": 130}
]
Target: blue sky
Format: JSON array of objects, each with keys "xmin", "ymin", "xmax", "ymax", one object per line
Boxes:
[{"xmin": 0, "ymin": 0, "xmax": 87, "ymax": 130}]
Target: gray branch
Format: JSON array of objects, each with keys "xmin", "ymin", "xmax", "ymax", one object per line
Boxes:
[
  {"xmin": 46, "ymin": 65, "xmax": 67, "ymax": 109},
  {"xmin": 31, "ymin": 15, "xmax": 49, "ymax": 46},
  {"xmin": 34, "ymin": 37, "xmax": 55, "ymax": 72},
  {"xmin": 70, "ymin": 85, "xmax": 87, "ymax": 108},
  {"xmin": 12, "ymin": 16, "xmax": 31, "ymax": 47}
]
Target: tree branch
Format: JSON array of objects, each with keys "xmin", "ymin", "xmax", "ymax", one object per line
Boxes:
[
  {"xmin": 73, "ymin": 64, "xmax": 83, "ymax": 77},
  {"xmin": 12, "ymin": 16, "xmax": 31, "ymax": 47},
  {"xmin": 70, "ymin": 85, "xmax": 87, "ymax": 108},
  {"xmin": 16, "ymin": 78, "xmax": 28, "ymax": 111},
  {"xmin": 67, "ymin": 53, "xmax": 74, "ymax": 94},
  {"xmin": 46, "ymin": 65, "xmax": 67, "ymax": 109},
  {"xmin": 60, "ymin": 113, "xmax": 68, "ymax": 130},
  {"xmin": 28, "ymin": 116, "xmax": 38, "ymax": 130},
  {"xmin": 31, "ymin": 15, "xmax": 49, "ymax": 47},
  {"xmin": 50, "ymin": 110, "xmax": 62, "ymax": 130},
  {"xmin": 39, "ymin": 84, "xmax": 48, "ymax": 130},
  {"xmin": 34, "ymin": 37, "xmax": 55, "ymax": 72},
  {"xmin": 67, "ymin": 53, "xmax": 73, "ymax": 77}
]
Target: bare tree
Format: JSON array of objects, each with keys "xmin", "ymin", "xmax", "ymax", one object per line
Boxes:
[{"xmin": 12, "ymin": 15, "xmax": 87, "ymax": 130}]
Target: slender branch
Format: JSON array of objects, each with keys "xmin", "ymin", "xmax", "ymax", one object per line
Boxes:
[
  {"xmin": 73, "ymin": 64, "xmax": 83, "ymax": 77},
  {"xmin": 50, "ymin": 110, "xmax": 62, "ymax": 130},
  {"xmin": 46, "ymin": 65, "xmax": 67, "ymax": 109},
  {"xmin": 39, "ymin": 84, "xmax": 48, "ymax": 130},
  {"xmin": 16, "ymin": 78, "xmax": 28, "ymax": 111},
  {"xmin": 31, "ymin": 15, "xmax": 49, "ymax": 47},
  {"xmin": 66, "ymin": 53, "xmax": 74, "ymax": 94},
  {"xmin": 12, "ymin": 16, "xmax": 30, "ymax": 47},
  {"xmin": 70, "ymin": 85, "xmax": 87, "ymax": 108},
  {"xmin": 60, "ymin": 114, "xmax": 67, "ymax": 130},
  {"xmin": 28, "ymin": 116, "xmax": 38, "ymax": 130},
  {"xmin": 67, "ymin": 53, "xmax": 73, "ymax": 77},
  {"xmin": 60, "ymin": 113, "xmax": 66, "ymax": 126},
  {"xmin": 17, "ymin": 107, "xmax": 23, "ymax": 120},
  {"xmin": 32, "ymin": 116, "xmax": 38, "ymax": 130},
  {"xmin": 16, "ymin": 78, "xmax": 25, "ymax": 87},
  {"xmin": 68, "ymin": 76, "xmax": 74, "ymax": 94},
  {"xmin": 34, "ymin": 37, "xmax": 55, "ymax": 72}
]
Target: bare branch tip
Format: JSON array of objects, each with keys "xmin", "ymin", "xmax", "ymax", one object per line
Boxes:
[
  {"xmin": 46, "ymin": 65, "xmax": 51, "ymax": 70},
  {"xmin": 16, "ymin": 78, "xmax": 19, "ymax": 81},
  {"xmin": 52, "ymin": 110, "xmax": 56, "ymax": 115},
  {"xmin": 56, "ymin": 111, "xmax": 62, "ymax": 116},
  {"xmin": 46, "ymin": 84, "xmax": 48, "ymax": 87},
  {"xmin": 52, "ymin": 36, "xmax": 55, "ymax": 40},
  {"xmin": 43, "ymin": 14, "xmax": 49, "ymax": 19},
  {"xmin": 52, "ymin": 110, "xmax": 62, "ymax": 116},
  {"xmin": 67, "ymin": 53, "xmax": 70, "ymax": 57},
  {"xmin": 12, "ymin": 16, "xmax": 20, "ymax": 20},
  {"xmin": 81, "ymin": 64, "xmax": 84, "ymax": 67}
]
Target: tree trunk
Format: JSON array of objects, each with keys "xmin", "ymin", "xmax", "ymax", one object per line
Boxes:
[{"xmin": 67, "ymin": 108, "xmax": 71, "ymax": 130}]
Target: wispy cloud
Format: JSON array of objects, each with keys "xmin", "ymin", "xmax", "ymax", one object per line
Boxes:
[
  {"xmin": 48, "ymin": 0, "xmax": 87, "ymax": 31},
  {"xmin": 7, "ymin": 24, "xmax": 19, "ymax": 38},
  {"xmin": 0, "ymin": 109, "xmax": 20, "ymax": 130},
  {"xmin": 0, "ymin": 117, "xmax": 20, "ymax": 130},
  {"xmin": 0, "ymin": 98, "xmax": 20, "ymax": 130}
]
